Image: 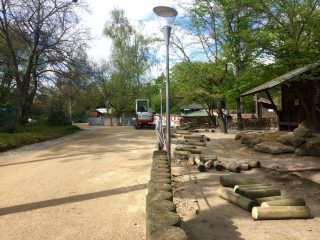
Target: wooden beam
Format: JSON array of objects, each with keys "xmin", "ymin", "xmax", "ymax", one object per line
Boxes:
[
  {"xmin": 236, "ymin": 97, "xmax": 244, "ymax": 130},
  {"xmin": 265, "ymin": 90, "xmax": 280, "ymax": 116}
]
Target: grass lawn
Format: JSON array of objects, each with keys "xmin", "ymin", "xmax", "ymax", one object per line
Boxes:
[{"xmin": 0, "ymin": 125, "xmax": 81, "ymax": 152}]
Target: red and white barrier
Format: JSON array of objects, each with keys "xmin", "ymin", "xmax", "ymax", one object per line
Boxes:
[{"xmin": 154, "ymin": 115, "xmax": 182, "ymax": 128}]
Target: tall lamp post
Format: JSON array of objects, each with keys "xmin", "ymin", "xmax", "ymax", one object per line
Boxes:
[{"xmin": 153, "ymin": 6, "xmax": 177, "ymax": 161}]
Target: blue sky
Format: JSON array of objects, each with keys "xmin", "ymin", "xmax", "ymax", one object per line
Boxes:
[{"xmin": 80, "ymin": 0, "xmax": 198, "ymax": 77}]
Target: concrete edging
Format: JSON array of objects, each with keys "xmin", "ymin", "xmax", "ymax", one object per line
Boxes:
[{"xmin": 146, "ymin": 150, "xmax": 187, "ymax": 240}]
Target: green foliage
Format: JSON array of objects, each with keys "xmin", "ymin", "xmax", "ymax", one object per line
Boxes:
[
  {"xmin": 0, "ymin": 125, "xmax": 81, "ymax": 152},
  {"xmin": 100, "ymin": 8, "xmax": 154, "ymax": 117},
  {"xmin": 171, "ymin": 61, "xmax": 234, "ymax": 110},
  {"xmin": 46, "ymin": 100, "xmax": 71, "ymax": 126},
  {"xmin": 0, "ymin": 104, "xmax": 19, "ymax": 133}
]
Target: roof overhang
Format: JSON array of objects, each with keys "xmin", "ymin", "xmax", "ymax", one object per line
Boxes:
[{"xmin": 240, "ymin": 61, "xmax": 320, "ymax": 97}]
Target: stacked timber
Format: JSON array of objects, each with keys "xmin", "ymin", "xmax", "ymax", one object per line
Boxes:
[
  {"xmin": 146, "ymin": 150, "xmax": 187, "ymax": 240},
  {"xmin": 218, "ymin": 174, "xmax": 312, "ymax": 220}
]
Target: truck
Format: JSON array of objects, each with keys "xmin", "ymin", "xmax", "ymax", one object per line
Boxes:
[{"xmin": 134, "ymin": 99, "xmax": 155, "ymax": 129}]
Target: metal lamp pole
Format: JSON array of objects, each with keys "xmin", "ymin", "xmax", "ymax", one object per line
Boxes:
[{"xmin": 153, "ymin": 6, "xmax": 177, "ymax": 161}]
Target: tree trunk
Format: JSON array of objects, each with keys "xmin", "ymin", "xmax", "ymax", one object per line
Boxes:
[
  {"xmin": 208, "ymin": 113, "xmax": 217, "ymax": 128},
  {"xmin": 218, "ymin": 102, "xmax": 228, "ymax": 133}
]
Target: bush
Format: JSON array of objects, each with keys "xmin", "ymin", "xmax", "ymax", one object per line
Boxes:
[
  {"xmin": 0, "ymin": 125, "xmax": 81, "ymax": 152},
  {"xmin": 47, "ymin": 106, "xmax": 71, "ymax": 126}
]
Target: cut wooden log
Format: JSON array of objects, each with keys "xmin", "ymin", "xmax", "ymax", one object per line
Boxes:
[
  {"xmin": 248, "ymin": 160, "xmax": 261, "ymax": 168},
  {"xmin": 201, "ymin": 155, "xmax": 218, "ymax": 162},
  {"xmin": 215, "ymin": 161, "xmax": 241, "ymax": 172},
  {"xmin": 240, "ymin": 163, "xmax": 251, "ymax": 171},
  {"xmin": 186, "ymin": 138, "xmax": 205, "ymax": 143},
  {"xmin": 175, "ymin": 130, "xmax": 192, "ymax": 135},
  {"xmin": 225, "ymin": 162, "xmax": 241, "ymax": 173},
  {"xmin": 261, "ymin": 198, "xmax": 306, "ymax": 207},
  {"xmin": 235, "ymin": 186, "xmax": 276, "ymax": 196},
  {"xmin": 214, "ymin": 161, "xmax": 226, "ymax": 171},
  {"xmin": 234, "ymin": 183, "xmax": 272, "ymax": 192},
  {"xmin": 171, "ymin": 134, "xmax": 182, "ymax": 138},
  {"xmin": 174, "ymin": 150, "xmax": 190, "ymax": 157},
  {"xmin": 237, "ymin": 188, "xmax": 281, "ymax": 199},
  {"xmin": 252, "ymin": 206, "xmax": 312, "ymax": 220},
  {"xmin": 255, "ymin": 196, "xmax": 284, "ymax": 205},
  {"xmin": 187, "ymin": 155, "xmax": 196, "ymax": 166},
  {"xmin": 175, "ymin": 145, "xmax": 197, "ymax": 150},
  {"xmin": 194, "ymin": 154, "xmax": 206, "ymax": 172},
  {"xmin": 184, "ymin": 135, "xmax": 204, "ymax": 140},
  {"xmin": 185, "ymin": 141, "xmax": 206, "ymax": 147},
  {"xmin": 218, "ymin": 188, "xmax": 256, "ymax": 211},
  {"xmin": 220, "ymin": 175, "xmax": 259, "ymax": 187},
  {"xmin": 204, "ymin": 159, "xmax": 214, "ymax": 169}
]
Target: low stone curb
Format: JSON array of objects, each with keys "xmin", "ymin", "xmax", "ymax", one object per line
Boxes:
[{"xmin": 146, "ymin": 150, "xmax": 187, "ymax": 240}]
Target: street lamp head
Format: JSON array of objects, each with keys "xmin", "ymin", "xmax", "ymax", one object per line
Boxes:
[{"xmin": 153, "ymin": 6, "xmax": 178, "ymax": 28}]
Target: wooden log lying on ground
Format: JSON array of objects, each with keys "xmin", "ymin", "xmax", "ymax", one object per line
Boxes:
[
  {"xmin": 184, "ymin": 135, "xmax": 204, "ymax": 140},
  {"xmin": 220, "ymin": 175, "xmax": 259, "ymax": 187},
  {"xmin": 175, "ymin": 145, "xmax": 197, "ymax": 150},
  {"xmin": 255, "ymin": 196, "xmax": 284, "ymax": 205},
  {"xmin": 201, "ymin": 155, "xmax": 217, "ymax": 162},
  {"xmin": 248, "ymin": 160, "xmax": 261, "ymax": 168},
  {"xmin": 218, "ymin": 188, "xmax": 256, "ymax": 211},
  {"xmin": 215, "ymin": 161, "xmax": 241, "ymax": 172},
  {"xmin": 175, "ymin": 130, "xmax": 192, "ymax": 135},
  {"xmin": 240, "ymin": 163, "xmax": 250, "ymax": 171},
  {"xmin": 174, "ymin": 150, "xmax": 190, "ymax": 157},
  {"xmin": 171, "ymin": 134, "xmax": 182, "ymax": 138},
  {"xmin": 187, "ymin": 155, "xmax": 195, "ymax": 166},
  {"xmin": 237, "ymin": 188, "xmax": 281, "ymax": 199},
  {"xmin": 171, "ymin": 138, "xmax": 186, "ymax": 145},
  {"xmin": 234, "ymin": 183, "xmax": 272, "ymax": 192},
  {"xmin": 185, "ymin": 141, "xmax": 206, "ymax": 147},
  {"xmin": 261, "ymin": 198, "xmax": 306, "ymax": 207},
  {"xmin": 214, "ymin": 161, "xmax": 226, "ymax": 171},
  {"xmin": 252, "ymin": 206, "xmax": 312, "ymax": 220},
  {"xmin": 204, "ymin": 159, "xmax": 214, "ymax": 169},
  {"xmin": 194, "ymin": 154, "xmax": 205, "ymax": 172},
  {"xmin": 225, "ymin": 162, "xmax": 241, "ymax": 173},
  {"xmin": 193, "ymin": 154, "xmax": 206, "ymax": 172}
]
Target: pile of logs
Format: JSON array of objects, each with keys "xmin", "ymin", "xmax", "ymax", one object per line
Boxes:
[
  {"xmin": 218, "ymin": 175, "xmax": 312, "ymax": 220},
  {"xmin": 172, "ymin": 129, "xmax": 261, "ymax": 173}
]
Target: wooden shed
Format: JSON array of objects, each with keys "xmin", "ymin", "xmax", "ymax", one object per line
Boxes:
[{"xmin": 239, "ymin": 62, "xmax": 320, "ymax": 132}]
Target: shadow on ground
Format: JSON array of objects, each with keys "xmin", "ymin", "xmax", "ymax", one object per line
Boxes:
[{"xmin": 0, "ymin": 183, "xmax": 147, "ymax": 216}]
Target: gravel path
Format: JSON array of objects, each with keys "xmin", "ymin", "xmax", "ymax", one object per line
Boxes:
[{"xmin": 0, "ymin": 126, "xmax": 155, "ymax": 240}]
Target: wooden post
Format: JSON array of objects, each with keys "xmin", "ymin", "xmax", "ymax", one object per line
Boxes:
[
  {"xmin": 236, "ymin": 97, "xmax": 244, "ymax": 130},
  {"xmin": 265, "ymin": 90, "xmax": 280, "ymax": 117}
]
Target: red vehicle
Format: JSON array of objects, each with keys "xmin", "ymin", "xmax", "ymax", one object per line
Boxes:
[{"xmin": 134, "ymin": 99, "xmax": 155, "ymax": 129}]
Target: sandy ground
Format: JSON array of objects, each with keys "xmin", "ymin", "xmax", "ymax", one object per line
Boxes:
[
  {"xmin": 172, "ymin": 131, "xmax": 320, "ymax": 240},
  {"xmin": 0, "ymin": 126, "xmax": 156, "ymax": 240}
]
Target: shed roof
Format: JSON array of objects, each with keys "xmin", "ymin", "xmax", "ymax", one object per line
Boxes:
[{"xmin": 241, "ymin": 61, "xmax": 320, "ymax": 97}]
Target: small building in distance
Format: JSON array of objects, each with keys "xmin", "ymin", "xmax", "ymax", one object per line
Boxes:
[
  {"xmin": 180, "ymin": 103, "xmax": 204, "ymax": 116},
  {"xmin": 240, "ymin": 62, "xmax": 320, "ymax": 131}
]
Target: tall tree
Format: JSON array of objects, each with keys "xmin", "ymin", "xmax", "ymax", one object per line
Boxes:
[
  {"xmin": 0, "ymin": 0, "xmax": 87, "ymax": 123},
  {"xmin": 101, "ymin": 8, "xmax": 153, "ymax": 117}
]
